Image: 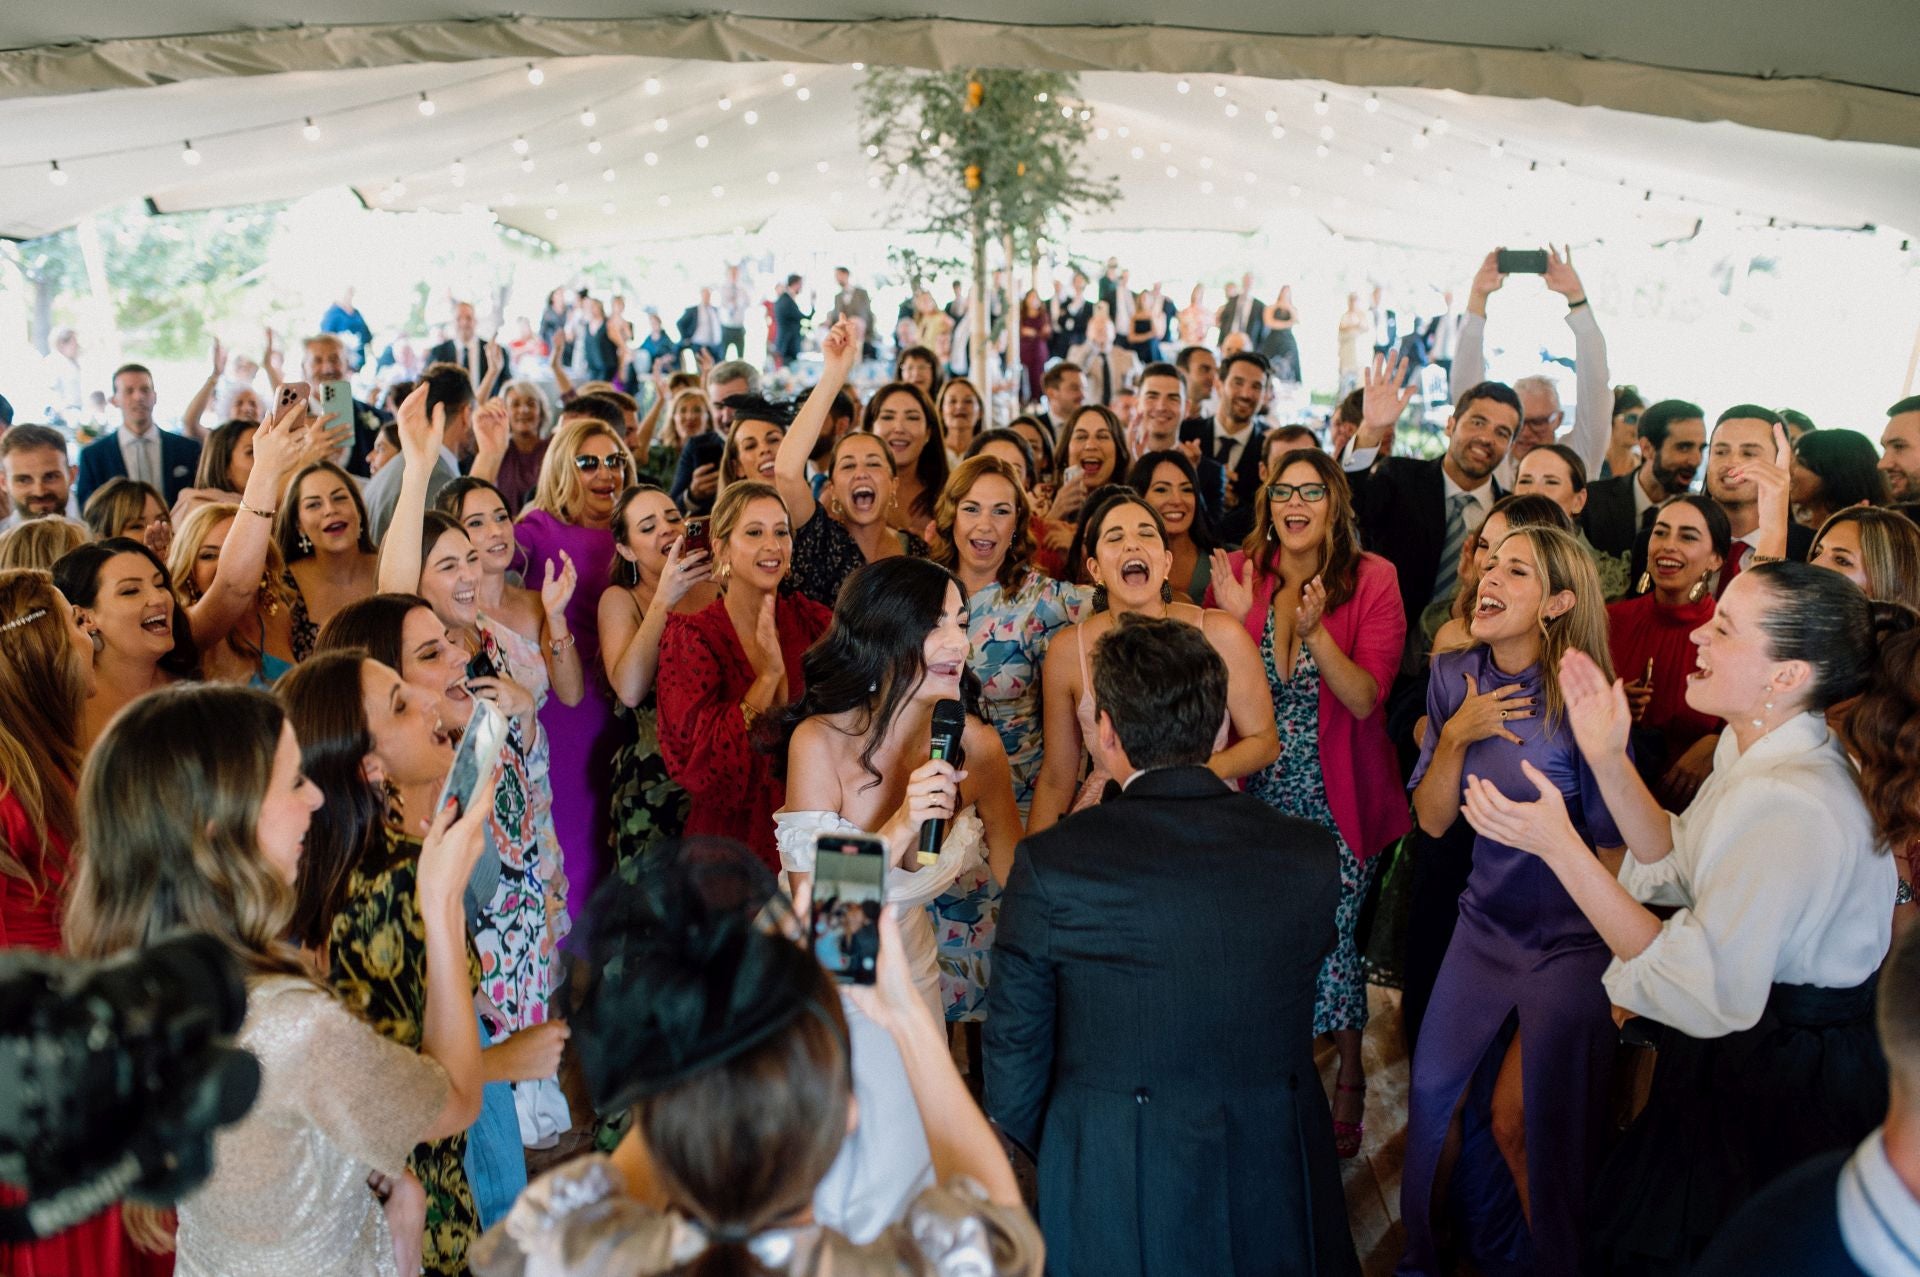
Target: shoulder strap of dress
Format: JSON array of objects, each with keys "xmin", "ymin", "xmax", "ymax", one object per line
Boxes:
[{"xmin": 1074, "ymin": 619, "xmax": 1093, "ymax": 690}]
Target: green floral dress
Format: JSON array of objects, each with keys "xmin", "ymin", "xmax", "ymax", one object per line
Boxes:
[{"xmin": 328, "ymin": 830, "xmax": 481, "ymax": 1276}]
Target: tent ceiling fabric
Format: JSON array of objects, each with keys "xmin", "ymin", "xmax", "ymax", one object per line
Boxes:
[
  {"xmin": 2, "ymin": 4, "xmax": 1917, "ymax": 149},
  {"xmin": 1, "ymin": 51, "xmax": 1915, "ymax": 250}
]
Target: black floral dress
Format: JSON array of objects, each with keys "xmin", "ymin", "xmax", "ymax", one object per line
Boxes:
[
  {"xmin": 328, "ymin": 829, "xmax": 481, "ymax": 1276},
  {"xmin": 790, "ymin": 499, "xmax": 929, "ymax": 609},
  {"xmin": 608, "ymin": 689, "xmax": 691, "ymax": 870}
]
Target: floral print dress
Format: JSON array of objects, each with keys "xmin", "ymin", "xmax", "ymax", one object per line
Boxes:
[
  {"xmin": 1244, "ymin": 611, "xmax": 1377, "ymax": 1036},
  {"xmin": 929, "ymin": 571, "xmax": 1090, "ymax": 1021},
  {"xmin": 328, "ymin": 830, "xmax": 482, "ymax": 1276}
]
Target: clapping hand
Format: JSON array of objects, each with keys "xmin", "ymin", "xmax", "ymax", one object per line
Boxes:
[
  {"xmin": 539, "ymin": 551, "xmax": 578, "ymax": 619},
  {"xmin": 1461, "ymin": 760, "xmax": 1580, "ymax": 862},
  {"xmin": 1559, "ymin": 648, "xmax": 1632, "ymax": 763},
  {"xmin": 1208, "ymin": 549, "xmax": 1254, "ymax": 622},
  {"xmin": 1295, "ymin": 575, "xmax": 1328, "ymax": 639}
]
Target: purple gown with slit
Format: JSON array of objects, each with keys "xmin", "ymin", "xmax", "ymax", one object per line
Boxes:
[
  {"xmin": 513, "ymin": 509, "xmax": 617, "ymax": 920},
  {"xmin": 1397, "ymin": 647, "xmax": 1623, "ymax": 1277}
]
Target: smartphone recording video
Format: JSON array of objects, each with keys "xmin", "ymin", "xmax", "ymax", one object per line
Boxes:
[
  {"xmin": 436, "ymin": 698, "xmax": 507, "ymax": 821},
  {"xmin": 811, "ymin": 833, "xmax": 888, "ymax": 985}
]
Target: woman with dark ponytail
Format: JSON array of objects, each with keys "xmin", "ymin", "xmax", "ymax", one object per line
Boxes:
[
  {"xmin": 1454, "ymin": 561, "xmax": 1912, "ymax": 1273},
  {"xmin": 471, "ymin": 839, "xmax": 1040, "ymax": 1276}
]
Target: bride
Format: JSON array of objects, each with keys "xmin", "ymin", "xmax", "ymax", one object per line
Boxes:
[{"xmin": 777, "ymin": 556, "xmax": 1023, "ymax": 1020}]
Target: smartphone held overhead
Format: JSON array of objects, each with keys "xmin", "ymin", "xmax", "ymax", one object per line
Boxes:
[{"xmin": 1496, "ymin": 249, "xmax": 1550, "ymax": 275}]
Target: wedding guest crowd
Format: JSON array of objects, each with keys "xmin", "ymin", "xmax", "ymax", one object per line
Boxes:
[{"xmin": 6, "ymin": 243, "xmax": 1920, "ymax": 1277}]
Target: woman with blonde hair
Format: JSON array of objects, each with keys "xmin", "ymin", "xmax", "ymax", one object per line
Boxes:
[
  {"xmin": 62, "ymin": 682, "xmax": 491, "ymax": 1277},
  {"xmin": 1399, "ymin": 524, "xmax": 1626, "ymax": 1276},
  {"xmin": 0, "ymin": 516, "xmax": 88, "ymax": 571},
  {"xmin": 83, "ymin": 476, "xmax": 172, "ymax": 555},
  {"xmin": 0, "ymin": 570, "xmax": 160, "ymax": 1277},
  {"xmin": 1809, "ymin": 505, "xmax": 1920, "ymax": 613},
  {"xmin": 516, "ymin": 414, "xmax": 635, "ymax": 908}
]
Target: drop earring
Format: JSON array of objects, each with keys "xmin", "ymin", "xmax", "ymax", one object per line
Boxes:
[
  {"xmin": 1635, "ymin": 571, "xmax": 1650, "ymax": 595},
  {"xmin": 1751, "ymin": 683, "xmax": 1776, "ymax": 730},
  {"xmin": 1689, "ymin": 578, "xmax": 1708, "ymax": 603},
  {"xmin": 298, "ymin": 532, "xmax": 313, "ymax": 555}
]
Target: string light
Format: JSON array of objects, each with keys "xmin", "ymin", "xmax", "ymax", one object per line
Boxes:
[
  {"xmin": 1165, "ymin": 164, "xmax": 1179, "ymax": 178},
  {"xmin": 657, "ymin": 193, "xmax": 671, "ymax": 207},
  {"xmin": 383, "ymin": 177, "xmax": 406, "ymax": 200},
  {"xmin": 797, "ymin": 87, "xmax": 812, "ymax": 101},
  {"xmin": 851, "ymin": 62, "xmax": 864, "ymax": 70},
  {"xmin": 1413, "ymin": 127, "xmax": 1430, "ymax": 148},
  {"xmin": 1130, "ymin": 145, "xmax": 1145, "ymax": 160},
  {"xmin": 744, "ymin": 109, "xmax": 759, "ymax": 124},
  {"xmin": 1315, "ymin": 143, "xmax": 1329, "ymax": 159},
  {"xmin": 654, "ymin": 117, "xmax": 668, "ymax": 132},
  {"xmin": 1201, "ymin": 180, "xmax": 1215, "ymax": 194},
  {"xmin": 1199, "ymin": 156, "xmax": 1214, "ymax": 170},
  {"xmin": 695, "ymin": 134, "xmax": 710, "ymax": 149},
  {"xmin": 1379, "ymin": 148, "xmax": 1394, "ymax": 165},
  {"xmin": 1271, "ymin": 124, "xmax": 1286, "ymax": 140},
  {"xmin": 767, "ymin": 170, "xmax": 781, "ymax": 184},
  {"xmin": 417, "ymin": 93, "xmax": 435, "ymax": 117},
  {"xmin": 1288, "ymin": 183, "xmax": 1302, "ymax": 198},
  {"xmin": 1223, "ymin": 102, "xmax": 1238, "ymax": 117},
  {"xmin": 579, "ymin": 106, "xmax": 596, "ymax": 127},
  {"xmin": 781, "ymin": 71, "xmax": 797, "ymax": 87},
  {"xmin": 519, "ymin": 156, "xmax": 535, "ymax": 173},
  {"xmin": 719, "ymin": 96, "xmax": 733, "ymax": 110},
  {"xmin": 603, "ymin": 200, "xmax": 617, "ymax": 214},
  {"xmin": 449, "ymin": 158, "xmax": 466, "ymax": 184},
  {"xmin": 554, "ymin": 180, "xmax": 569, "ymax": 195},
  {"xmin": 1362, "ymin": 162, "xmax": 1376, "ymax": 177},
  {"xmin": 1432, "ymin": 117, "xmax": 1449, "ymax": 135},
  {"xmin": 816, "ymin": 159, "xmax": 830, "ymax": 172},
  {"xmin": 1264, "ymin": 107, "xmax": 1279, "ymax": 124},
  {"xmin": 1116, "ymin": 125, "xmax": 1130, "ymax": 138},
  {"xmin": 1318, "ymin": 124, "xmax": 1334, "ymax": 141},
  {"xmin": 512, "ymin": 135, "xmax": 529, "ymax": 155},
  {"xmin": 545, "ymin": 207, "xmax": 558, "ymax": 220},
  {"xmin": 602, "ymin": 167, "xmax": 616, "ymax": 182},
  {"xmin": 1490, "ymin": 138, "xmax": 1505, "ymax": 158},
  {"xmin": 302, "ymin": 117, "xmax": 321, "ymax": 142},
  {"xmin": 1314, "ymin": 93, "xmax": 1330, "ymax": 115},
  {"xmin": 644, "ymin": 77, "xmax": 662, "ymax": 95},
  {"xmin": 47, "ymin": 160, "xmax": 66, "ymax": 186},
  {"xmin": 1212, "ymin": 84, "xmax": 1227, "ymax": 98},
  {"xmin": 711, "ymin": 184, "xmax": 725, "ymax": 198},
  {"xmin": 181, "ymin": 140, "xmax": 201, "ymax": 166},
  {"xmin": 1364, "ymin": 93, "xmax": 1379, "ymax": 113},
  {"xmin": 644, "ymin": 151, "xmax": 659, "ymax": 166},
  {"xmin": 1176, "ymin": 80, "xmax": 1191, "ymax": 94},
  {"xmin": 526, "ymin": 63, "xmax": 544, "ymax": 86},
  {"xmin": 587, "ymin": 137, "xmax": 602, "ymax": 154}
]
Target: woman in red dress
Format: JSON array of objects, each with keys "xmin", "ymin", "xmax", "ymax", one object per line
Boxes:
[
  {"xmin": 656, "ymin": 482, "xmax": 831, "ymax": 870},
  {"xmin": 0, "ymin": 568, "xmax": 171, "ymax": 1275},
  {"xmin": 1606, "ymin": 494, "xmax": 1729, "ymax": 807}
]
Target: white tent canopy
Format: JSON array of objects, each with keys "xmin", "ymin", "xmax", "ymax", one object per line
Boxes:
[{"xmin": 1, "ymin": 4, "xmax": 1916, "ymax": 247}]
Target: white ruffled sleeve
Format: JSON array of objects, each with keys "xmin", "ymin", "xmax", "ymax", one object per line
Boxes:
[
  {"xmin": 773, "ymin": 809, "xmax": 858, "ymax": 876},
  {"xmin": 773, "ymin": 809, "xmax": 984, "ymax": 908}
]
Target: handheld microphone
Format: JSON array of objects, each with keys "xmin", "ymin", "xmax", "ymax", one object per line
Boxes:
[{"xmin": 919, "ymin": 699, "xmax": 967, "ymax": 863}]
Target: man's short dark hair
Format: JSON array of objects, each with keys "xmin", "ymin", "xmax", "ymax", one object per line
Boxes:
[
  {"xmin": 110, "ymin": 363, "xmax": 152, "ymax": 390},
  {"xmin": 420, "ymin": 361, "xmax": 476, "ymax": 422},
  {"xmin": 1335, "ymin": 388, "xmax": 1364, "ymax": 427},
  {"xmin": 1219, "ymin": 351, "xmax": 1271, "ymax": 383},
  {"xmin": 1042, "ymin": 362, "xmax": 1083, "ymax": 393},
  {"xmin": 1453, "ymin": 380, "xmax": 1522, "ymax": 421},
  {"xmin": 1715, "ymin": 403, "xmax": 1781, "ymax": 428},
  {"xmin": 1637, "ymin": 399, "xmax": 1704, "ymax": 450},
  {"xmin": 1174, "ymin": 346, "xmax": 1214, "ymax": 374},
  {"xmin": 786, "ymin": 274, "xmax": 802, "ymax": 288},
  {"xmin": 1888, "ymin": 395, "xmax": 1920, "ymax": 418},
  {"xmin": 1136, "ymin": 362, "xmax": 1184, "ymax": 392},
  {"xmin": 723, "ymin": 394, "xmax": 792, "ymax": 429},
  {"xmin": 1090, "ymin": 614, "xmax": 1227, "ymax": 771},
  {"xmin": 559, "ymin": 393, "xmax": 626, "ymax": 433},
  {"xmin": 0, "ymin": 423, "xmax": 67, "ymax": 460}
]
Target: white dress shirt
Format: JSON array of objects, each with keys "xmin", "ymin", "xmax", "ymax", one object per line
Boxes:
[
  {"xmin": 1605, "ymin": 713, "xmax": 1894, "ymax": 1038},
  {"xmin": 693, "ymin": 305, "xmax": 722, "ymax": 345},
  {"xmin": 116, "ymin": 425, "xmax": 160, "ymax": 489},
  {"xmin": 1838, "ymin": 1129, "xmax": 1920, "ymax": 1276},
  {"xmin": 1450, "ymin": 305, "xmax": 1613, "ymax": 479}
]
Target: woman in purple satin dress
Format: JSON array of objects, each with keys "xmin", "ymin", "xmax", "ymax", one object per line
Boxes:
[
  {"xmin": 1399, "ymin": 525, "xmax": 1624, "ymax": 1276},
  {"xmin": 515, "ymin": 415, "xmax": 632, "ymax": 918}
]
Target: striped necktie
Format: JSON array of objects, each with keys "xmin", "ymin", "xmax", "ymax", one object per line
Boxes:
[{"xmin": 1432, "ymin": 491, "xmax": 1476, "ymax": 605}]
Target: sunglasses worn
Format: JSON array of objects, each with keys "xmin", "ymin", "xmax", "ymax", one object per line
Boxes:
[
  {"xmin": 1267, "ymin": 482, "xmax": 1328, "ymax": 503},
  {"xmin": 573, "ymin": 454, "xmax": 630, "ymax": 475}
]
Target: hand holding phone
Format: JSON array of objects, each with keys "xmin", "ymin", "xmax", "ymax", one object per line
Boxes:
[
  {"xmin": 680, "ymin": 516, "xmax": 711, "ymax": 559},
  {"xmin": 1495, "ymin": 249, "xmax": 1550, "ymax": 275},
  {"xmin": 436, "ymin": 698, "xmax": 508, "ymax": 822},
  {"xmin": 811, "ymin": 833, "xmax": 888, "ymax": 985}
]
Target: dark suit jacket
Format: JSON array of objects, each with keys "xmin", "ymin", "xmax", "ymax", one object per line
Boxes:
[
  {"xmin": 1215, "ymin": 295, "xmax": 1267, "ymax": 344},
  {"xmin": 985, "ymin": 765, "xmax": 1357, "ymax": 1277},
  {"xmin": 1692, "ymin": 1149, "xmax": 1865, "ymax": 1277},
  {"xmin": 772, "ymin": 293, "xmax": 808, "ymax": 361},
  {"xmin": 342, "ymin": 398, "xmax": 387, "ymax": 479},
  {"xmin": 1348, "ymin": 455, "xmax": 1502, "ymax": 631},
  {"xmin": 75, "ymin": 429, "xmax": 203, "ymax": 508},
  {"xmin": 1178, "ymin": 415, "xmax": 1267, "ymax": 509},
  {"xmin": 675, "ymin": 305, "xmax": 724, "ymax": 352},
  {"xmin": 425, "ymin": 339, "xmax": 500, "ymax": 392}
]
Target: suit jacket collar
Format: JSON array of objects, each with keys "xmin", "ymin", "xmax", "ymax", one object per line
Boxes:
[{"xmin": 1119, "ymin": 765, "xmax": 1232, "ymax": 801}]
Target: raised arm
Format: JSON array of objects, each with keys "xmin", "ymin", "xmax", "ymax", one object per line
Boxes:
[
  {"xmin": 181, "ymin": 339, "xmax": 225, "ymax": 441},
  {"xmin": 375, "ymin": 384, "xmax": 440, "ymax": 595},
  {"xmin": 598, "ymin": 539, "xmax": 710, "ymax": 707},
  {"xmin": 414, "ymin": 794, "xmax": 492, "ymax": 1139},
  {"xmin": 468, "ymin": 397, "xmax": 508, "ymax": 487},
  {"xmin": 185, "ymin": 397, "xmax": 309, "ymax": 647},
  {"xmin": 1558, "ymin": 649, "xmax": 1675, "ymax": 860},
  {"xmin": 1342, "ymin": 352, "xmax": 1415, "ymax": 471},
  {"xmin": 1545, "ymin": 246, "xmax": 1612, "ymax": 476},
  {"xmin": 1449, "ymin": 251, "xmax": 1501, "ymax": 401},
  {"xmin": 773, "ymin": 318, "xmax": 859, "ymax": 532}
]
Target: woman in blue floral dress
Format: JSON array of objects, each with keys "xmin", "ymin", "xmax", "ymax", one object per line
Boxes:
[{"xmin": 927, "ymin": 455, "xmax": 1090, "ymax": 1020}]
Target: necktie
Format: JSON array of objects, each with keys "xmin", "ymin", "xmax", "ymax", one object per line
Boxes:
[
  {"xmin": 1215, "ymin": 433, "xmax": 1236, "ymax": 467},
  {"xmin": 1099, "ymin": 779, "xmax": 1123, "ymax": 803},
  {"xmin": 1433, "ymin": 492, "xmax": 1477, "ymax": 605},
  {"xmin": 1640, "ymin": 502, "xmax": 1660, "ymax": 531},
  {"xmin": 131, "ymin": 435, "xmax": 154, "ymax": 487},
  {"xmin": 1718, "ymin": 543, "xmax": 1751, "ymax": 597},
  {"xmin": 1098, "ymin": 352, "xmax": 1112, "ymax": 407}
]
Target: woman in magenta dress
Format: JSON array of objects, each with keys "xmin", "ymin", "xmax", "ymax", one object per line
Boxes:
[
  {"xmin": 514, "ymin": 417, "xmax": 631, "ymax": 917},
  {"xmin": 1016, "ymin": 290, "xmax": 1051, "ymax": 406},
  {"xmin": 0, "ymin": 569, "xmax": 171, "ymax": 1276},
  {"xmin": 1607, "ymin": 494, "xmax": 1728, "ymax": 807},
  {"xmin": 656, "ymin": 481, "xmax": 831, "ymax": 871},
  {"xmin": 1398, "ymin": 525, "xmax": 1624, "ymax": 1276}
]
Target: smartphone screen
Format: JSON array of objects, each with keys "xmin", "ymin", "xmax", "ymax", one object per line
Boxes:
[
  {"xmin": 680, "ymin": 516, "xmax": 711, "ymax": 558},
  {"xmin": 465, "ymin": 646, "xmax": 499, "ymax": 685},
  {"xmin": 435, "ymin": 698, "xmax": 508, "ymax": 820},
  {"xmin": 812, "ymin": 833, "xmax": 888, "ymax": 985},
  {"xmin": 1496, "ymin": 249, "xmax": 1550, "ymax": 275}
]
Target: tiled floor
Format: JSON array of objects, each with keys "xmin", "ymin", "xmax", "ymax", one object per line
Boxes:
[{"xmin": 1317, "ymin": 985, "xmax": 1412, "ymax": 1276}]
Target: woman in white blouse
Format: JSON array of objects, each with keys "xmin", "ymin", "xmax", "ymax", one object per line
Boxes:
[{"xmin": 1458, "ymin": 561, "xmax": 1914, "ymax": 1274}]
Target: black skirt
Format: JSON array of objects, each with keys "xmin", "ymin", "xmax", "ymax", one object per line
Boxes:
[{"xmin": 1587, "ymin": 976, "xmax": 1887, "ymax": 1276}]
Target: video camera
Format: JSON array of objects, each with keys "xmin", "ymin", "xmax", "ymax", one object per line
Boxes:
[{"xmin": 0, "ymin": 933, "xmax": 259, "ymax": 1243}]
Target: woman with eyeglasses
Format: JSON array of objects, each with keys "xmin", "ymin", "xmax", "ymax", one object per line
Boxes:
[
  {"xmin": 514, "ymin": 416, "xmax": 635, "ymax": 913},
  {"xmin": 1207, "ymin": 448, "xmax": 1410, "ymax": 1160}
]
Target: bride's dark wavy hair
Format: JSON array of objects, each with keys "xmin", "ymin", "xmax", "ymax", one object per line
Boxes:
[{"xmin": 772, "ymin": 557, "xmax": 982, "ymax": 789}]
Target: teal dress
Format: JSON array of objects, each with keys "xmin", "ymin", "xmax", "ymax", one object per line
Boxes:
[{"xmin": 929, "ymin": 571, "xmax": 1090, "ymax": 1021}]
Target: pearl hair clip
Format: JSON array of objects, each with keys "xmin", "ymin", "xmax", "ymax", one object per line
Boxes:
[{"xmin": 0, "ymin": 608, "xmax": 47, "ymax": 634}]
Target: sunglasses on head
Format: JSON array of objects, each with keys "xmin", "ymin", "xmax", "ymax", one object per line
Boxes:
[
  {"xmin": 572, "ymin": 454, "xmax": 630, "ymax": 475},
  {"xmin": 1267, "ymin": 482, "xmax": 1328, "ymax": 503}
]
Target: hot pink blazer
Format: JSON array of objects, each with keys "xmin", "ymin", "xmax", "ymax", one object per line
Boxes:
[{"xmin": 1208, "ymin": 550, "xmax": 1411, "ymax": 861}]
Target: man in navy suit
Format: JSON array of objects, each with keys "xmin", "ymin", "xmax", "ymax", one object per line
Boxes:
[
  {"xmin": 1694, "ymin": 923, "xmax": 1920, "ymax": 1277},
  {"xmin": 425, "ymin": 301, "xmax": 502, "ymax": 393},
  {"xmin": 1178, "ymin": 351, "xmax": 1271, "ymax": 513},
  {"xmin": 1132, "ymin": 362, "xmax": 1226, "ymax": 522},
  {"xmin": 76, "ymin": 364, "xmax": 202, "ymax": 508},
  {"xmin": 987, "ymin": 615, "xmax": 1356, "ymax": 1277}
]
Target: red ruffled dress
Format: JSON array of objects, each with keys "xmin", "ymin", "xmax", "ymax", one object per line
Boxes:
[{"xmin": 1, "ymin": 790, "xmax": 175, "ymax": 1276}]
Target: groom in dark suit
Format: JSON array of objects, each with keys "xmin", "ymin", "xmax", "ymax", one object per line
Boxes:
[{"xmin": 986, "ymin": 614, "xmax": 1357, "ymax": 1277}]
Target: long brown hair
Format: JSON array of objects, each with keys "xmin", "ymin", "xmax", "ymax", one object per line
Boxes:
[
  {"xmin": 1813, "ymin": 507, "xmax": 1920, "ymax": 614},
  {"xmin": 63, "ymin": 684, "xmax": 310, "ymax": 980},
  {"xmin": 0, "ymin": 570, "xmax": 85, "ymax": 888},
  {"xmin": 1240, "ymin": 447, "xmax": 1363, "ymax": 612},
  {"xmin": 277, "ymin": 652, "xmax": 387, "ymax": 948},
  {"xmin": 638, "ymin": 962, "xmax": 850, "ymax": 1277},
  {"xmin": 275, "ymin": 461, "xmax": 377, "ymax": 563},
  {"xmin": 81, "ymin": 476, "xmax": 165, "ymax": 542},
  {"xmin": 1488, "ymin": 525, "xmax": 1614, "ymax": 724},
  {"xmin": 862, "ymin": 382, "xmax": 948, "ymax": 520},
  {"xmin": 168, "ymin": 502, "xmax": 295, "ymax": 664},
  {"xmin": 929, "ymin": 455, "xmax": 1036, "ymax": 590}
]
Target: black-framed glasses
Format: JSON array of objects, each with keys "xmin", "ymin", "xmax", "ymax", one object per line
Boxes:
[
  {"xmin": 573, "ymin": 455, "xmax": 630, "ymax": 475},
  {"xmin": 1267, "ymin": 482, "xmax": 1328, "ymax": 503}
]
